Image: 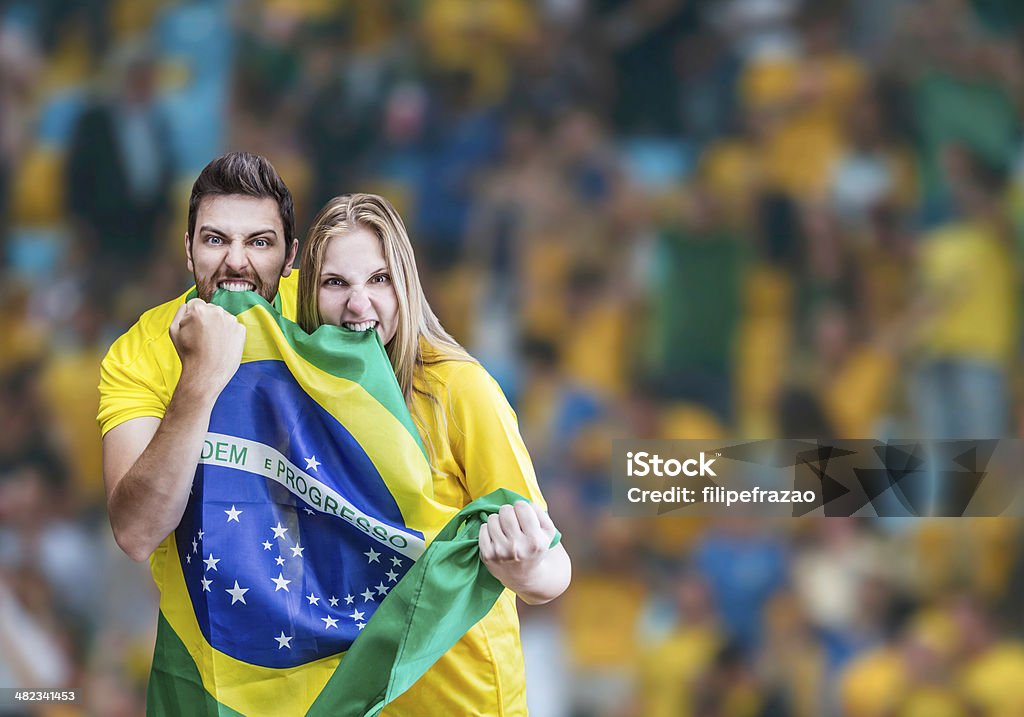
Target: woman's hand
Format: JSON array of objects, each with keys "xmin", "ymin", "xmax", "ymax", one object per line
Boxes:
[{"xmin": 479, "ymin": 501, "xmax": 571, "ymax": 605}]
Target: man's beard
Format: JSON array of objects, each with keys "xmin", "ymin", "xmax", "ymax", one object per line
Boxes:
[{"xmin": 194, "ymin": 270, "xmax": 280, "ymax": 304}]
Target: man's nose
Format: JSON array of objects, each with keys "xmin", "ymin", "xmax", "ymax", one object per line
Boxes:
[{"xmin": 225, "ymin": 241, "xmax": 248, "ymax": 272}]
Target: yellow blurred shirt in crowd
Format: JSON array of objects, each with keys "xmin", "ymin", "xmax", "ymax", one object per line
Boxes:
[
  {"xmin": 916, "ymin": 220, "xmax": 1017, "ymax": 364},
  {"xmin": 637, "ymin": 624, "xmax": 721, "ymax": 717},
  {"xmin": 562, "ymin": 571, "xmax": 646, "ymax": 672},
  {"xmin": 959, "ymin": 642, "xmax": 1024, "ymax": 717},
  {"xmin": 823, "ymin": 346, "xmax": 897, "ymax": 437},
  {"xmin": 421, "ymin": 0, "xmax": 535, "ymax": 103},
  {"xmin": 893, "ymin": 687, "xmax": 970, "ymax": 717},
  {"xmin": 839, "ymin": 646, "xmax": 908, "ymax": 717},
  {"xmin": 741, "ymin": 53, "xmax": 865, "ymax": 199}
]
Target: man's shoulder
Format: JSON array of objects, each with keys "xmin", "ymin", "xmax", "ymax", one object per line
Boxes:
[
  {"xmin": 135, "ymin": 290, "xmax": 191, "ymax": 338},
  {"xmin": 103, "ymin": 289, "xmax": 190, "ymax": 367}
]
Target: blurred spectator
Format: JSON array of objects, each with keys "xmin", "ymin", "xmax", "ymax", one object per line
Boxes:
[
  {"xmin": 0, "ymin": 20, "xmax": 40, "ymax": 229},
  {"xmin": 909, "ymin": 145, "xmax": 1017, "ymax": 439},
  {"xmin": 828, "ymin": 83, "xmax": 916, "ymax": 232},
  {"xmin": 420, "ymin": 0, "xmax": 537, "ymax": 106},
  {"xmin": 297, "ymin": 14, "xmax": 403, "ymax": 212},
  {"xmin": 639, "ymin": 183, "xmax": 746, "ymax": 424},
  {"xmin": 739, "ymin": 3, "xmax": 866, "ymax": 201},
  {"xmin": 888, "ymin": 608, "xmax": 970, "ymax": 716},
  {"xmin": 636, "ymin": 573, "xmax": 724, "ymax": 717},
  {"xmin": 415, "ymin": 69, "xmax": 504, "ymax": 272},
  {"xmin": 64, "ymin": 41, "xmax": 175, "ymax": 290},
  {"xmin": 693, "ymin": 519, "xmax": 790, "ymax": 650},
  {"xmin": 597, "ymin": 0, "xmax": 695, "ymax": 134},
  {"xmin": 0, "ymin": 570, "xmax": 72, "ymax": 689},
  {"xmin": 671, "ymin": 26, "xmax": 742, "ymax": 149},
  {"xmin": 886, "ymin": 0, "xmax": 1022, "ymax": 221},
  {"xmin": 950, "ymin": 594, "xmax": 1024, "ymax": 716},
  {"xmin": 561, "ymin": 517, "xmax": 647, "ymax": 717}
]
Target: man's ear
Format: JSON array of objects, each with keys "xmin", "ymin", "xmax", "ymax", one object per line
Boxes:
[
  {"xmin": 185, "ymin": 233, "xmax": 195, "ymax": 273},
  {"xmin": 281, "ymin": 238, "xmax": 299, "ymax": 277}
]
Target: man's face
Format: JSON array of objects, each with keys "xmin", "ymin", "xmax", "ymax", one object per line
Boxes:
[{"xmin": 186, "ymin": 195, "xmax": 297, "ymax": 303}]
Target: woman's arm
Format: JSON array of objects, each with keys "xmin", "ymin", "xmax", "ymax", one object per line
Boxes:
[{"xmin": 479, "ymin": 501, "xmax": 572, "ymax": 605}]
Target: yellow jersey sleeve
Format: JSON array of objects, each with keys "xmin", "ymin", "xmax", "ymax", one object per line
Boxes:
[
  {"xmin": 97, "ymin": 272, "xmax": 301, "ymax": 437},
  {"xmin": 443, "ymin": 361, "xmax": 547, "ymax": 509},
  {"xmin": 97, "ymin": 294, "xmax": 184, "ymax": 436}
]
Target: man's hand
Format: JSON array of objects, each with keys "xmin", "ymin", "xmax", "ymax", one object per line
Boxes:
[
  {"xmin": 479, "ymin": 501, "xmax": 570, "ymax": 605},
  {"xmin": 169, "ymin": 298, "xmax": 246, "ymax": 396}
]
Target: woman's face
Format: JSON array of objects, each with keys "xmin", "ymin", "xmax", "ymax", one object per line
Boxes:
[{"xmin": 317, "ymin": 228, "xmax": 399, "ymax": 345}]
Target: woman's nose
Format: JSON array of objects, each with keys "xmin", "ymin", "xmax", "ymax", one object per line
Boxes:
[{"xmin": 346, "ymin": 288, "xmax": 370, "ymax": 314}]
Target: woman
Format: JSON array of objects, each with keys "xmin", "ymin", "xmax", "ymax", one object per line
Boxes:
[{"xmin": 296, "ymin": 193, "xmax": 571, "ymax": 715}]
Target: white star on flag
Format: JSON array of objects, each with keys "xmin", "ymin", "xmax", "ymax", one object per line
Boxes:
[
  {"xmin": 364, "ymin": 548, "xmax": 380, "ymax": 564},
  {"xmin": 275, "ymin": 632, "xmax": 293, "ymax": 649},
  {"xmin": 329, "ymin": 596, "xmax": 340, "ymax": 607},
  {"xmin": 375, "ymin": 582, "xmax": 389, "ymax": 596},
  {"xmin": 225, "ymin": 505, "xmax": 242, "ymax": 522},
  {"xmin": 201, "ymin": 577, "xmax": 213, "ymax": 592},
  {"xmin": 391, "ymin": 557, "xmax": 402, "ymax": 567},
  {"xmin": 290, "ymin": 544, "xmax": 305, "ymax": 558},
  {"xmin": 204, "ymin": 553, "xmax": 220, "ymax": 571},
  {"xmin": 357, "ymin": 623, "xmax": 366, "ymax": 631},
  {"xmin": 271, "ymin": 523, "xmax": 288, "ymax": 540},
  {"xmin": 304, "ymin": 508, "xmax": 315, "ymax": 515},
  {"xmin": 186, "ymin": 554, "xmax": 191, "ymax": 565},
  {"xmin": 344, "ymin": 594, "xmax": 354, "ymax": 605},
  {"xmin": 385, "ymin": 570, "xmax": 398, "ymax": 582},
  {"xmin": 349, "ymin": 609, "xmax": 365, "ymax": 621},
  {"xmin": 306, "ymin": 593, "xmax": 320, "ymax": 606},
  {"xmin": 198, "ymin": 530, "xmax": 205, "ymax": 540},
  {"xmin": 271, "ymin": 573, "xmax": 292, "ymax": 592},
  {"xmin": 275, "ymin": 556, "xmax": 286, "ymax": 566},
  {"xmin": 262, "ymin": 541, "xmax": 273, "ymax": 551},
  {"xmin": 192, "ymin": 538, "xmax": 198, "ymax": 553},
  {"xmin": 322, "ymin": 615, "xmax": 339, "ymax": 629},
  {"xmin": 226, "ymin": 580, "xmax": 249, "ymax": 605},
  {"xmin": 304, "ymin": 456, "xmax": 321, "ymax": 471},
  {"xmin": 361, "ymin": 589, "xmax": 375, "ymax": 602}
]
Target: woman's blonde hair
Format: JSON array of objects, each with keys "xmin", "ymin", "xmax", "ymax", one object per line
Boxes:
[{"xmin": 297, "ymin": 192, "xmax": 474, "ymax": 410}]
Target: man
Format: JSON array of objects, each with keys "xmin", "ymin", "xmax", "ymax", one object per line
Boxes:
[{"xmin": 99, "ymin": 151, "xmax": 299, "ymax": 562}]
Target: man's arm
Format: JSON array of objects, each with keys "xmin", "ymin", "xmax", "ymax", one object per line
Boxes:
[{"xmin": 103, "ymin": 299, "xmax": 246, "ymax": 562}]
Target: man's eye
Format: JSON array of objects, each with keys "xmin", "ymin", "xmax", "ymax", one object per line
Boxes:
[
  {"xmin": 252, "ymin": 238, "xmax": 269, "ymax": 248},
  {"xmin": 206, "ymin": 236, "xmax": 223, "ymax": 245}
]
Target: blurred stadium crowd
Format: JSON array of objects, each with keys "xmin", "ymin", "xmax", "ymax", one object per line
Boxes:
[{"xmin": 2, "ymin": 0, "xmax": 1024, "ymax": 714}]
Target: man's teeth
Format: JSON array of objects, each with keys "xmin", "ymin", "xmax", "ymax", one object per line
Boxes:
[
  {"xmin": 219, "ymin": 281, "xmax": 254, "ymax": 292},
  {"xmin": 343, "ymin": 321, "xmax": 378, "ymax": 332}
]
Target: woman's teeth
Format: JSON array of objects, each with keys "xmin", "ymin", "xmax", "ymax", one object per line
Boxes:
[
  {"xmin": 343, "ymin": 321, "xmax": 378, "ymax": 332},
  {"xmin": 219, "ymin": 281, "xmax": 255, "ymax": 292}
]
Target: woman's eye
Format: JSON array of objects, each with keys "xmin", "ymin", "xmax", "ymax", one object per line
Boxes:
[
  {"xmin": 252, "ymin": 238, "xmax": 269, "ymax": 248},
  {"xmin": 323, "ymin": 278, "xmax": 344, "ymax": 287},
  {"xmin": 370, "ymin": 273, "xmax": 391, "ymax": 284}
]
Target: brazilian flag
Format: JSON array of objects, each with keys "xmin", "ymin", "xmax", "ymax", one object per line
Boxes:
[{"xmin": 146, "ymin": 290, "xmax": 536, "ymax": 716}]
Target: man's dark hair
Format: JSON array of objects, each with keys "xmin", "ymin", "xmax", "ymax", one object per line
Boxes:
[{"xmin": 187, "ymin": 152, "xmax": 295, "ymax": 244}]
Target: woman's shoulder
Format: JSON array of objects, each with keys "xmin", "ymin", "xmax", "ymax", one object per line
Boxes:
[
  {"xmin": 417, "ymin": 344, "xmax": 505, "ymax": 406},
  {"xmin": 418, "ymin": 354, "xmax": 489, "ymax": 394}
]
